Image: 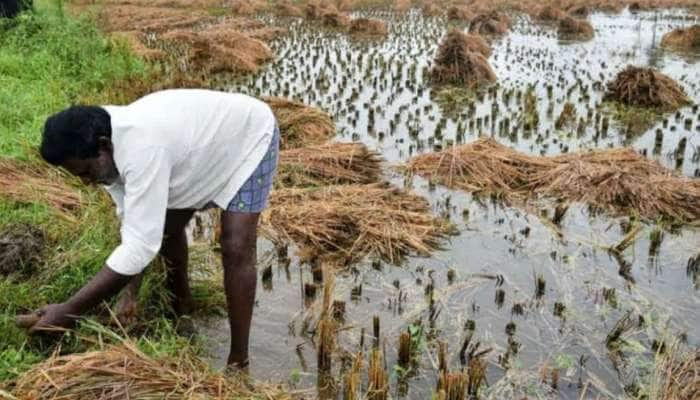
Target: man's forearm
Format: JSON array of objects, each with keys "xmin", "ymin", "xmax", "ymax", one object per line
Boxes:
[{"xmin": 65, "ymin": 265, "xmax": 133, "ymax": 314}]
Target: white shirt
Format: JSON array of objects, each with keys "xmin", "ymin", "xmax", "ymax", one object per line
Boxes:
[{"xmin": 102, "ymin": 89, "xmax": 275, "ymax": 276}]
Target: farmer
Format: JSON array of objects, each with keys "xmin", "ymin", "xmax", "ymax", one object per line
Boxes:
[{"xmin": 23, "ymin": 89, "xmax": 279, "ymax": 369}]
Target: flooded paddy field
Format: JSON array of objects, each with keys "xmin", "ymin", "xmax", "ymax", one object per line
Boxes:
[{"xmin": 201, "ymin": 7, "xmax": 699, "ymax": 400}]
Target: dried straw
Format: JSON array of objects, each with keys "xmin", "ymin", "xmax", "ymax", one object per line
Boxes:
[
  {"xmin": 260, "ymin": 183, "xmax": 452, "ymax": 265},
  {"xmin": 276, "ymin": 142, "xmax": 383, "ymax": 188},
  {"xmin": 405, "ymin": 138, "xmax": 700, "ymax": 222},
  {"xmin": 161, "ymin": 26, "xmax": 274, "ymax": 74},
  {"xmin": 660, "ymin": 24, "xmax": 700, "ymax": 51},
  {"xmin": 558, "ymin": 16, "xmax": 594, "ymax": 40},
  {"xmin": 468, "ymin": 11, "xmax": 511, "ymax": 36},
  {"xmin": 537, "ymin": 5, "xmax": 565, "ymax": 21},
  {"xmin": 653, "ymin": 345, "xmax": 699, "ymax": 400},
  {"xmin": 348, "ymin": 18, "xmax": 388, "ymax": 36},
  {"xmin": 9, "ymin": 340, "xmax": 293, "ymax": 399},
  {"xmin": 431, "ymin": 29, "xmax": 496, "ymax": 87},
  {"xmin": 0, "ymin": 159, "xmax": 82, "ymax": 216},
  {"xmin": 604, "ymin": 65, "xmax": 691, "ymax": 111},
  {"xmin": 264, "ymin": 97, "xmax": 336, "ymax": 150},
  {"xmin": 447, "ymin": 6, "xmax": 473, "ymax": 21}
]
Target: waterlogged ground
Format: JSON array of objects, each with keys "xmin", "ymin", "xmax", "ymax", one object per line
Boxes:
[{"xmin": 200, "ymin": 8, "xmax": 699, "ymax": 399}]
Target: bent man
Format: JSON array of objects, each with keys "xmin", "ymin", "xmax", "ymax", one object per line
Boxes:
[{"xmin": 27, "ymin": 89, "xmax": 279, "ymax": 368}]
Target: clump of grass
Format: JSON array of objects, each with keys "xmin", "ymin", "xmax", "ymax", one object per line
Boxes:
[{"xmin": 558, "ymin": 16, "xmax": 594, "ymax": 40}]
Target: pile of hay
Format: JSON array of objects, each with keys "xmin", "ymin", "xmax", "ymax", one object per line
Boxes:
[
  {"xmin": 231, "ymin": 0, "xmax": 268, "ymax": 15},
  {"xmin": 0, "ymin": 224, "xmax": 45, "ymax": 276},
  {"xmin": 447, "ymin": 6, "xmax": 473, "ymax": 21},
  {"xmin": 8, "ymin": 340, "xmax": 293, "ymax": 399},
  {"xmin": 261, "ymin": 183, "xmax": 452, "ymax": 265},
  {"xmin": 468, "ymin": 11, "xmax": 511, "ymax": 36},
  {"xmin": 264, "ymin": 97, "xmax": 336, "ymax": 150},
  {"xmin": 422, "ymin": 2, "xmax": 441, "ymax": 16},
  {"xmin": 99, "ymin": 5, "xmax": 213, "ymax": 34},
  {"xmin": 305, "ymin": 1, "xmax": 336, "ymax": 19},
  {"xmin": 394, "ymin": 0, "xmax": 411, "ymax": 12},
  {"xmin": 604, "ymin": 66, "xmax": 691, "ymax": 111},
  {"xmin": 558, "ymin": 16, "xmax": 594, "ymax": 40},
  {"xmin": 162, "ymin": 26, "xmax": 274, "ymax": 74},
  {"xmin": 348, "ymin": 18, "xmax": 388, "ymax": 36},
  {"xmin": 322, "ymin": 10, "xmax": 351, "ymax": 28},
  {"xmin": 405, "ymin": 138, "xmax": 700, "ymax": 222},
  {"xmin": 431, "ymin": 29, "xmax": 496, "ymax": 87},
  {"xmin": 537, "ymin": 5, "xmax": 565, "ymax": 21},
  {"xmin": 276, "ymin": 142, "xmax": 383, "ymax": 188},
  {"xmin": 0, "ymin": 159, "xmax": 81, "ymax": 215},
  {"xmin": 277, "ymin": 2, "xmax": 303, "ymax": 17},
  {"xmin": 661, "ymin": 24, "xmax": 700, "ymax": 51},
  {"xmin": 566, "ymin": 4, "xmax": 590, "ymax": 17}
]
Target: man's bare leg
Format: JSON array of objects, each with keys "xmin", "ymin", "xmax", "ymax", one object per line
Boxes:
[
  {"xmin": 220, "ymin": 211, "xmax": 259, "ymax": 368},
  {"xmin": 115, "ymin": 209, "xmax": 196, "ymax": 322}
]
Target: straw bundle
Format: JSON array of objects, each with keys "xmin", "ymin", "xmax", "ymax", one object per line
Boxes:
[
  {"xmin": 9, "ymin": 340, "xmax": 292, "ymax": 399},
  {"xmin": 277, "ymin": 2, "xmax": 303, "ymax": 17},
  {"xmin": 0, "ymin": 159, "xmax": 81, "ymax": 215},
  {"xmin": 264, "ymin": 97, "xmax": 336, "ymax": 150},
  {"xmin": 468, "ymin": 11, "xmax": 510, "ymax": 36},
  {"xmin": 276, "ymin": 142, "xmax": 383, "ymax": 188},
  {"xmin": 322, "ymin": 10, "xmax": 351, "ymax": 28},
  {"xmin": 447, "ymin": 6, "xmax": 473, "ymax": 21},
  {"xmin": 604, "ymin": 66, "xmax": 691, "ymax": 111},
  {"xmin": 661, "ymin": 25, "xmax": 700, "ymax": 51},
  {"xmin": 404, "ymin": 138, "xmax": 549, "ymax": 195},
  {"xmin": 537, "ymin": 5, "xmax": 565, "ymax": 21},
  {"xmin": 260, "ymin": 183, "xmax": 452, "ymax": 265},
  {"xmin": 558, "ymin": 16, "xmax": 594, "ymax": 40},
  {"xmin": 422, "ymin": 2, "xmax": 441, "ymax": 16},
  {"xmin": 348, "ymin": 18, "xmax": 388, "ymax": 36},
  {"xmin": 431, "ymin": 30, "xmax": 496, "ymax": 87},
  {"xmin": 405, "ymin": 138, "xmax": 700, "ymax": 222},
  {"xmin": 530, "ymin": 148, "xmax": 700, "ymax": 223},
  {"xmin": 161, "ymin": 26, "xmax": 273, "ymax": 74}
]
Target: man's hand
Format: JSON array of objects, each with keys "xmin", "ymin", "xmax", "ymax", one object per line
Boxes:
[{"xmin": 24, "ymin": 303, "xmax": 79, "ymax": 333}]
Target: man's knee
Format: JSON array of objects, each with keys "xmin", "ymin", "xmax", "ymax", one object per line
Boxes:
[{"xmin": 220, "ymin": 234, "xmax": 256, "ymax": 267}]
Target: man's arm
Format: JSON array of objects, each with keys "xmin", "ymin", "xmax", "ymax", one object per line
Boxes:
[{"xmin": 29, "ymin": 265, "xmax": 132, "ymax": 332}]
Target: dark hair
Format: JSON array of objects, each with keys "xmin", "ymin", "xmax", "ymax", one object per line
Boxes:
[{"xmin": 40, "ymin": 106, "xmax": 111, "ymax": 165}]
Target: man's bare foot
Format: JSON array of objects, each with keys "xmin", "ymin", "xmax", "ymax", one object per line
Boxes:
[{"xmin": 172, "ymin": 295, "xmax": 195, "ymax": 317}]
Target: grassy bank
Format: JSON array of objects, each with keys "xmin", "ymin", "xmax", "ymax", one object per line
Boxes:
[{"xmin": 0, "ymin": 0, "xmax": 192, "ymax": 383}]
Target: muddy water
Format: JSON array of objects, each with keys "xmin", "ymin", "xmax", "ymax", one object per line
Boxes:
[{"xmin": 201, "ymin": 8, "xmax": 699, "ymax": 399}]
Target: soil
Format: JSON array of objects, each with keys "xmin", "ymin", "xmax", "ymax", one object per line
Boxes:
[{"xmin": 0, "ymin": 224, "xmax": 45, "ymax": 276}]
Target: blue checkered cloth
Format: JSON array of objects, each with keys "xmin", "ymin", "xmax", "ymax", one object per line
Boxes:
[{"xmin": 226, "ymin": 125, "xmax": 280, "ymax": 213}]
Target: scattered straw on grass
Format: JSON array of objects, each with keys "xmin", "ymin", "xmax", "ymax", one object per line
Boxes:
[
  {"xmin": 558, "ymin": 16, "xmax": 594, "ymax": 40},
  {"xmin": 431, "ymin": 29, "xmax": 496, "ymax": 87},
  {"xmin": 348, "ymin": 18, "xmax": 388, "ymax": 36},
  {"xmin": 0, "ymin": 159, "xmax": 82, "ymax": 216},
  {"xmin": 264, "ymin": 97, "xmax": 336, "ymax": 150},
  {"xmin": 405, "ymin": 138, "xmax": 700, "ymax": 222},
  {"xmin": 604, "ymin": 65, "xmax": 691, "ymax": 111},
  {"xmin": 8, "ymin": 339, "xmax": 294, "ymax": 400},
  {"xmin": 468, "ymin": 11, "xmax": 510, "ymax": 36},
  {"xmin": 260, "ymin": 183, "xmax": 452, "ymax": 265},
  {"xmin": 660, "ymin": 24, "xmax": 700, "ymax": 51},
  {"xmin": 276, "ymin": 142, "xmax": 383, "ymax": 188}
]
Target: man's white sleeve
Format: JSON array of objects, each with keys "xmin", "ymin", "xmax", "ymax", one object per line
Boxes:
[{"xmin": 106, "ymin": 148, "xmax": 171, "ymax": 276}]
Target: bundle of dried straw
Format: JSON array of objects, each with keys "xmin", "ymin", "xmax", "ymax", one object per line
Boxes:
[
  {"xmin": 276, "ymin": 142, "xmax": 383, "ymax": 188},
  {"xmin": 261, "ymin": 183, "xmax": 452, "ymax": 265},
  {"xmin": 264, "ymin": 97, "xmax": 336, "ymax": 150},
  {"xmin": 405, "ymin": 138, "xmax": 700, "ymax": 222}
]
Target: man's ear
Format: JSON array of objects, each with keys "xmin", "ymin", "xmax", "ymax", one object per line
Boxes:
[{"xmin": 97, "ymin": 137, "xmax": 113, "ymax": 154}]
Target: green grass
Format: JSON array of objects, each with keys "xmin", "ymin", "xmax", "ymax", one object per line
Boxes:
[
  {"xmin": 0, "ymin": 0, "xmax": 148, "ymax": 160},
  {"xmin": 0, "ymin": 0, "xmax": 187, "ymax": 383}
]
